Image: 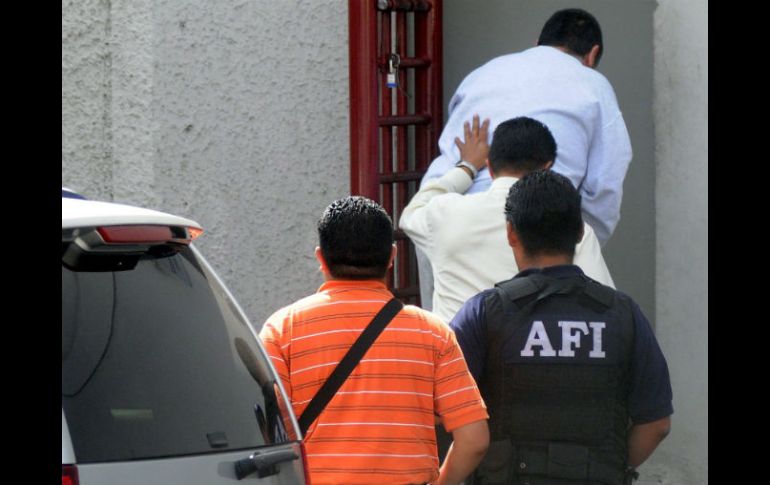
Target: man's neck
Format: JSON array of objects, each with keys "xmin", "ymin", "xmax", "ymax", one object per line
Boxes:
[
  {"xmin": 553, "ymin": 45, "xmax": 583, "ymax": 62},
  {"xmin": 323, "ymin": 273, "xmax": 389, "ymax": 286},
  {"xmin": 516, "ymin": 253, "xmax": 573, "ymax": 272},
  {"xmin": 490, "ymin": 168, "xmax": 526, "ymax": 180}
]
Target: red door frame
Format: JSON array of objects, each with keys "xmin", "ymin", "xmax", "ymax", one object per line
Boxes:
[{"xmin": 348, "ymin": 0, "xmax": 443, "ymax": 303}]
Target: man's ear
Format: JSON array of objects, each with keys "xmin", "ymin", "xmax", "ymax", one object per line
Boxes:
[
  {"xmin": 506, "ymin": 222, "xmax": 519, "ymax": 250},
  {"xmin": 577, "ymin": 223, "xmax": 585, "ymax": 244},
  {"xmin": 315, "ymin": 247, "xmax": 328, "ymax": 273},
  {"xmin": 388, "ymin": 244, "xmax": 397, "ymax": 269},
  {"xmin": 543, "ymin": 160, "xmax": 555, "ymax": 171},
  {"xmin": 485, "ymin": 159, "xmax": 494, "ymax": 178},
  {"xmin": 584, "ymin": 44, "xmax": 600, "ymax": 68}
]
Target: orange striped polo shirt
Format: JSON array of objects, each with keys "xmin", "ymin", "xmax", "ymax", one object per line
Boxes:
[{"xmin": 260, "ymin": 279, "xmax": 488, "ymax": 485}]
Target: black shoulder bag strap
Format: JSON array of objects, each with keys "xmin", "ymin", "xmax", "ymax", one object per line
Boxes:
[{"xmin": 298, "ymin": 297, "xmax": 403, "ymax": 437}]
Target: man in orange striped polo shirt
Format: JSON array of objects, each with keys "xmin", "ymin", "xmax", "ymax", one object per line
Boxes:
[{"xmin": 260, "ymin": 196, "xmax": 489, "ymax": 485}]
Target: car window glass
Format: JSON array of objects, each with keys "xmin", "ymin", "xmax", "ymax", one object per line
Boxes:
[{"xmin": 62, "ymin": 246, "xmax": 289, "ymax": 463}]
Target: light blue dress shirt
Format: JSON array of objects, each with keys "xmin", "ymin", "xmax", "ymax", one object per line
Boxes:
[{"xmin": 421, "ymin": 46, "xmax": 632, "ymax": 246}]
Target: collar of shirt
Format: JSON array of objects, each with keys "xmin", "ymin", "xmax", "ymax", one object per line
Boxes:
[
  {"xmin": 516, "ymin": 264, "xmax": 586, "ymax": 280},
  {"xmin": 317, "ymin": 279, "xmax": 391, "ymax": 293},
  {"xmin": 532, "ymin": 45, "xmax": 586, "ymax": 67},
  {"xmin": 489, "ymin": 176, "xmax": 519, "ymax": 193}
]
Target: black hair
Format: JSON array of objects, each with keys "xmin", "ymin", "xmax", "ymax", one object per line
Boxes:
[
  {"xmin": 488, "ymin": 117, "xmax": 557, "ymax": 175},
  {"xmin": 537, "ymin": 8, "xmax": 603, "ymax": 66},
  {"xmin": 504, "ymin": 170, "xmax": 583, "ymax": 257},
  {"xmin": 317, "ymin": 196, "xmax": 393, "ymax": 279}
]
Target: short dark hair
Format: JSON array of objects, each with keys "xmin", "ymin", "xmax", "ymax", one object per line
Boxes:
[
  {"xmin": 488, "ymin": 117, "xmax": 557, "ymax": 175},
  {"xmin": 537, "ymin": 9, "xmax": 603, "ymax": 66},
  {"xmin": 318, "ymin": 196, "xmax": 394, "ymax": 279},
  {"xmin": 504, "ymin": 170, "xmax": 583, "ymax": 257}
]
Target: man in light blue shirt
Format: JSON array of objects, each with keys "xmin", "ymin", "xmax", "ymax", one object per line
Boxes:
[{"xmin": 422, "ymin": 8, "xmax": 632, "ymax": 246}]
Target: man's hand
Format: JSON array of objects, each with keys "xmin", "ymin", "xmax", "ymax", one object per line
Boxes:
[{"xmin": 454, "ymin": 114, "xmax": 490, "ymax": 172}]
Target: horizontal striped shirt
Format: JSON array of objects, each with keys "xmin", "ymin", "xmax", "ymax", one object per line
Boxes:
[{"xmin": 260, "ymin": 279, "xmax": 488, "ymax": 485}]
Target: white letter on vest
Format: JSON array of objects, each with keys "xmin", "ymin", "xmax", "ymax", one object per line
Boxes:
[
  {"xmin": 558, "ymin": 321, "xmax": 589, "ymax": 357},
  {"xmin": 588, "ymin": 321, "xmax": 606, "ymax": 358},
  {"xmin": 521, "ymin": 320, "xmax": 556, "ymax": 357}
]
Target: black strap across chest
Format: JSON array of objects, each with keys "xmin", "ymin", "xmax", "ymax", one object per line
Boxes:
[{"xmin": 297, "ymin": 297, "xmax": 403, "ymax": 436}]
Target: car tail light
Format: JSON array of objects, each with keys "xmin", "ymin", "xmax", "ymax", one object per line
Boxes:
[
  {"xmin": 97, "ymin": 225, "xmax": 175, "ymax": 244},
  {"xmin": 62, "ymin": 465, "xmax": 79, "ymax": 485},
  {"xmin": 188, "ymin": 226, "xmax": 204, "ymax": 241},
  {"xmin": 95, "ymin": 225, "xmax": 202, "ymax": 245},
  {"xmin": 300, "ymin": 441, "xmax": 312, "ymax": 485},
  {"xmin": 62, "ymin": 224, "xmax": 203, "ymax": 272}
]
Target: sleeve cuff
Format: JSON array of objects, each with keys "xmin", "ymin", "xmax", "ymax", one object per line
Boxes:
[
  {"xmin": 441, "ymin": 403, "xmax": 489, "ymax": 432},
  {"xmin": 438, "ymin": 166, "xmax": 475, "ymax": 194}
]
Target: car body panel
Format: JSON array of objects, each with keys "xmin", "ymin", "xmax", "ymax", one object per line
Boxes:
[
  {"xmin": 62, "ymin": 198, "xmax": 201, "ymax": 230},
  {"xmin": 63, "ymin": 409, "xmax": 75, "ymax": 464},
  {"xmin": 75, "ymin": 443, "xmax": 305, "ymax": 485}
]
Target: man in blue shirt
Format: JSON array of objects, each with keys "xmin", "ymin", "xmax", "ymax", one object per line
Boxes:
[{"xmin": 450, "ymin": 171, "xmax": 671, "ymax": 485}]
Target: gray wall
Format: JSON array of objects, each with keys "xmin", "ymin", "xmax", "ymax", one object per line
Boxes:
[
  {"xmin": 62, "ymin": 0, "xmax": 351, "ymax": 326},
  {"xmin": 649, "ymin": 0, "xmax": 708, "ymax": 483},
  {"xmin": 443, "ymin": 0, "xmax": 657, "ymax": 320},
  {"xmin": 63, "ymin": 0, "xmax": 114, "ymax": 201}
]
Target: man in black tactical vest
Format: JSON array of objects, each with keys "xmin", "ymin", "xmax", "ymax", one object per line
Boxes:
[{"xmin": 449, "ymin": 171, "xmax": 673, "ymax": 485}]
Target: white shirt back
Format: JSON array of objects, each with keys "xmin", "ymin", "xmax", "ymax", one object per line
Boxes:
[{"xmin": 401, "ymin": 169, "xmax": 614, "ymax": 323}]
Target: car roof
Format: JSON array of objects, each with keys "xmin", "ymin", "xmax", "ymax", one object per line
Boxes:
[
  {"xmin": 62, "ymin": 187, "xmax": 87, "ymax": 200},
  {"xmin": 62, "ymin": 197, "xmax": 202, "ymax": 230}
]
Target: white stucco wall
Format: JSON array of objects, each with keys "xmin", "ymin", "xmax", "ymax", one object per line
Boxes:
[
  {"xmin": 62, "ymin": 0, "xmax": 113, "ymax": 201},
  {"xmin": 644, "ymin": 1, "xmax": 708, "ymax": 484},
  {"xmin": 62, "ymin": 0, "xmax": 350, "ymax": 325}
]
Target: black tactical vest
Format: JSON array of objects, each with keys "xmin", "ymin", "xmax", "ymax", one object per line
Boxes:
[{"xmin": 475, "ymin": 271, "xmax": 635, "ymax": 485}]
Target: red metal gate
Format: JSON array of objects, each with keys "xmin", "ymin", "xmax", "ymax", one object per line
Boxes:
[{"xmin": 349, "ymin": 0, "xmax": 443, "ymax": 305}]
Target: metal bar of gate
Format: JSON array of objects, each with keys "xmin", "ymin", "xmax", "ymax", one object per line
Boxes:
[
  {"xmin": 395, "ymin": 10, "xmax": 411, "ymax": 294},
  {"xmin": 379, "ymin": 9, "xmax": 394, "ymax": 273},
  {"xmin": 377, "ymin": 0, "xmax": 431, "ymax": 13},
  {"xmin": 415, "ymin": 0, "xmax": 442, "ymax": 169},
  {"xmin": 379, "ymin": 114, "xmax": 431, "ymax": 126},
  {"xmin": 378, "ymin": 56, "xmax": 432, "ymax": 69},
  {"xmin": 381, "ymin": 8, "xmax": 404, "ymax": 296}
]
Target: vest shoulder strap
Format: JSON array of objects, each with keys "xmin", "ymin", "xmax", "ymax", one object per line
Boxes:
[
  {"xmin": 494, "ymin": 273, "xmax": 549, "ymax": 308},
  {"xmin": 582, "ymin": 279, "xmax": 615, "ymax": 308},
  {"xmin": 486, "ymin": 273, "xmax": 554, "ymax": 369}
]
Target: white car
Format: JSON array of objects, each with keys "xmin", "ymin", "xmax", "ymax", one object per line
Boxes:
[{"xmin": 62, "ymin": 192, "xmax": 309, "ymax": 485}]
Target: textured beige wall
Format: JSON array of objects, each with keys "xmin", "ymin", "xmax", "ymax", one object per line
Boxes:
[{"xmin": 62, "ymin": 0, "xmax": 350, "ymax": 325}]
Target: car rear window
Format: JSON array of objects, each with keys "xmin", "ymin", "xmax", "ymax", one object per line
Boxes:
[{"xmin": 62, "ymin": 245, "xmax": 293, "ymax": 463}]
